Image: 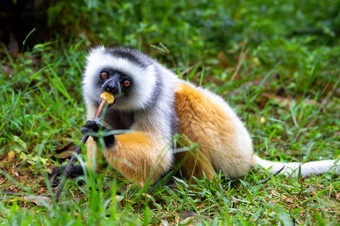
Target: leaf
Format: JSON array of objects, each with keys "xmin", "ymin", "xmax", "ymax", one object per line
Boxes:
[
  {"xmin": 53, "ymin": 142, "xmax": 76, "ymax": 160},
  {"xmin": 0, "ymin": 195, "xmax": 52, "ymax": 207},
  {"xmin": 7, "ymin": 150, "xmax": 16, "ymax": 162},
  {"xmin": 0, "ymin": 150, "xmax": 16, "ymax": 163},
  {"xmin": 23, "ymin": 195, "xmax": 52, "ymax": 207},
  {"xmin": 13, "ymin": 136, "xmax": 27, "ymax": 150}
]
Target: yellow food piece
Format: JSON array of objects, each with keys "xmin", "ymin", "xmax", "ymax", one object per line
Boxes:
[{"xmin": 100, "ymin": 91, "xmax": 115, "ymax": 104}]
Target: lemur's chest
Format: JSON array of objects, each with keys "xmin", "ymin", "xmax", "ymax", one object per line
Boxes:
[{"xmin": 104, "ymin": 109, "xmax": 134, "ymax": 130}]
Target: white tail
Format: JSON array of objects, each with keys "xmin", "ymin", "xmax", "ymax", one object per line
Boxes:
[{"xmin": 253, "ymin": 155, "xmax": 340, "ymax": 177}]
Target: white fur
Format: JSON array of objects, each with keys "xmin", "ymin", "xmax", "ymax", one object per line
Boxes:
[
  {"xmin": 253, "ymin": 155, "xmax": 340, "ymax": 177},
  {"xmin": 84, "ymin": 46, "xmax": 157, "ymax": 111}
]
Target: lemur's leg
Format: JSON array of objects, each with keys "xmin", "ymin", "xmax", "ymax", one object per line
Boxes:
[
  {"xmin": 175, "ymin": 82, "xmax": 254, "ymax": 179},
  {"xmin": 174, "ymin": 83, "xmax": 218, "ymax": 180},
  {"xmin": 176, "ymin": 148, "xmax": 215, "ymax": 181},
  {"xmin": 82, "ymin": 120, "xmax": 172, "ymax": 185},
  {"xmin": 85, "ymin": 104, "xmax": 107, "ymax": 172},
  {"xmin": 107, "ymin": 133, "xmax": 172, "ymax": 185},
  {"xmin": 86, "ymin": 136, "xmax": 107, "ymax": 172}
]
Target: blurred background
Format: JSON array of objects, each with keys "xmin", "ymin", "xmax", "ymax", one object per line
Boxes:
[{"xmin": 1, "ymin": 0, "xmax": 340, "ymax": 66}]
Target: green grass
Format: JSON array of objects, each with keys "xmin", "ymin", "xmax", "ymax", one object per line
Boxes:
[{"xmin": 1, "ymin": 0, "xmax": 340, "ymax": 224}]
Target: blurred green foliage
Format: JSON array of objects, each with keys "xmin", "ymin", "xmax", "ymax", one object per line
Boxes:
[
  {"xmin": 48, "ymin": 0, "xmax": 340, "ymax": 56},
  {"xmin": 46, "ymin": 0, "xmax": 340, "ymax": 92}
]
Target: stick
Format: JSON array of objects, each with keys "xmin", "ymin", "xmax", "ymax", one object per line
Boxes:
[{"xmin": 55, "ymin": 99, "xmax": 107, "ymax": 202}]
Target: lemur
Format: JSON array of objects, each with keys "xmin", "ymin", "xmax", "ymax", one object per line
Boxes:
[{"xmin": 53, "ymin": 46, "xmax": 340, "ymax": 186}]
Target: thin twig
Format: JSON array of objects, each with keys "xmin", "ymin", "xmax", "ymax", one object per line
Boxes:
[
  {"xmin": 256, "ymin": 166, "xmax": 285, "ymax": 185},
  {"xmin": 55, "ymin": 99, "xmax": 107, "ymax": 202}
]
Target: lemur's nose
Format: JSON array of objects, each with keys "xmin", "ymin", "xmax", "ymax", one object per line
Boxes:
[
  {"xmin": 103, "ymin": 79, "xmax": 121, "ymax": 94},
  {"xmin": 103, "ymin": 84, "xmax": 114, "ymax": 93}
]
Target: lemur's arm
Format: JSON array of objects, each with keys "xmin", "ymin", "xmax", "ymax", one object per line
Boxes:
[{"xmin": 85, "ymin": 104, "xmax": 106, "ymax": 172}]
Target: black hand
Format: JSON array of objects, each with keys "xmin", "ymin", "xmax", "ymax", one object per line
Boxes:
[
  {"xmin": 50, "ymin": 165, "xmax": 88, "ymax": 186},
  {"xmin": 81, "ymin": 118, "xmax": 116, "ymax": 148},
  {"xmin": 81, "ymin": 118, "xmax": 102, "ymax": 135}
]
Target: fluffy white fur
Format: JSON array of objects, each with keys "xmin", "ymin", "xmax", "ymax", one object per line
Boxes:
[
  {"xmin": 253, "ymin": 156, "xmax": 340, "ymax": 177},
  {"xmin": 84, "ymin": 46, "xmax": 157, "ymax": 111}
]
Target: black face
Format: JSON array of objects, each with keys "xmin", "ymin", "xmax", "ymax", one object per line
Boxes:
[{"xmin": 98, "ymin": 68, "xmax": 133, "ymax": 97}]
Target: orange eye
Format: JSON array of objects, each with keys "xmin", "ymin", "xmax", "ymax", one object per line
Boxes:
[
  {"xmin": 123, "ymin": 80, "xmax": 131, "ymax": 87},
  {"xmin": 100, "ymin": 71, "xmax": 109, "ymax": 79}
]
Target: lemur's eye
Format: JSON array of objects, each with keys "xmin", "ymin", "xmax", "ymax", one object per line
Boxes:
[
  {"xmin": 123, "ymin": 80, "xmax": 132, "ymax": 88},
  {"xmin": 100, "ymin": 71, "xmax": 109, "ymax": 79}
]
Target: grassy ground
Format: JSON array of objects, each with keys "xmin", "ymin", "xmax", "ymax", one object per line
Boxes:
[{"xmin": 1, "ymin": 0, "xmax": 340, "ymax": 224}]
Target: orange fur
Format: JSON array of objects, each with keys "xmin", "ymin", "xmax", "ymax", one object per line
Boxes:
[
  {"xmin": 175, "ymin": 83, "xmax": 252, "ymax": 178},
  {"xmin": 86, "ymin": 137, "xmax": 98, "ymax": 171},
  {"xmin": 86, "ymin": 137, "xmax": 107, "ymax": 172},
  {"xmin": 176, "ymin": 146, "xmax": 215, "ymax": 181},
  {"xmin": 103, "ymin": 132, "xmax": 171, "ymax": 185}
]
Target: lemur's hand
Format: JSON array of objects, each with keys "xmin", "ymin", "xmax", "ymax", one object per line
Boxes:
[
  {"xmin": 50, "ymin": 165, "xmax": 87, "ymax": 187},
  {"xmin": 81, "ymin": 118, "xmax": 115, "ymax": 148}
]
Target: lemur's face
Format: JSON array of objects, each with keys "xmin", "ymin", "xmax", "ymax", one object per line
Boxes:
[
  {"xmin": 98, "ymin": 68, "xmax": 133, "ymax": 101},
  {"xmin": 83, "ymin": 46, "xmax": 158, "ymax": 111}
]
